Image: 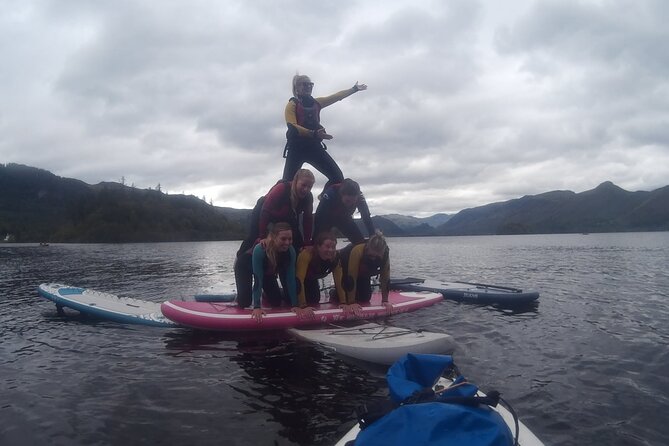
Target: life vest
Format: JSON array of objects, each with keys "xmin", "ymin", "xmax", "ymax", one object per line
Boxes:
[
  {"xmin": 237, "ymin": 180, "xmax": 309, "ymax": 256},
  {"xmin": 291, "ymin": 96, "xmax": 322, "ymax": 130},
  {"xmin": 306, "ymin": 251, "xmax": 340, "ymax": 280},
  {"xmin": 338, "ymin": 244, "xmax": 388, "ymax": 277},
  {"xmin": 359, "ymin": 249, "xmax": 387, "ymax": 276}
]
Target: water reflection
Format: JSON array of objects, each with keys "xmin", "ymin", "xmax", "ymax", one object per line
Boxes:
[{"xmin": 160, "ymin": 328, "xmax": 385, "ymax": 445}]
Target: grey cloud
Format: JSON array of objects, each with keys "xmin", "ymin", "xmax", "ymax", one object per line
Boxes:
[{"xmin": 2, "ymin": 0, "xmax": 668, "ymax": 216}]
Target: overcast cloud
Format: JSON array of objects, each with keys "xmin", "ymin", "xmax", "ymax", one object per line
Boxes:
[{"xmin": 2, "ymin": 0, "xmax": 668, "ymax": 216}]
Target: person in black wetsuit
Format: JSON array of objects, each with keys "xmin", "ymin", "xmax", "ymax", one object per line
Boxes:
[
  {"xmin": 314, "ymin": 178, "xmax": 375, "ymax": 245},
  {"xmin": 282, "ymin": 74, "xmax": 367, "ymax": 188}
]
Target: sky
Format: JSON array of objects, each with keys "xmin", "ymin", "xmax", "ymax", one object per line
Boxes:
[{"xmin": 2, "ymin": 0, "xmax": 668, "ymax": 217}]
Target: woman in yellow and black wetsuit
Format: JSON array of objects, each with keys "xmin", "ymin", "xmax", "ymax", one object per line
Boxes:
[
  {"xmin": 282, "ymin": 74, "xmax": 367, "ymax": 188},
  {"xmin": 294, "ymin": 231, "xmax": 345, "ymax": 319},
  {"xmin": 338, "ymin": 232, "xmax": 393, "ymax": 316}
]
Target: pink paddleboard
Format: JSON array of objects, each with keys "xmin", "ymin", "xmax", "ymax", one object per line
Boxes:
[{"xmin": 161, "ymin": 290, "xmax": 442, "ymax": 331}]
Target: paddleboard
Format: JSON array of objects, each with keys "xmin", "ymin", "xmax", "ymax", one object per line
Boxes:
[
  {"xmin": 289, "ymin": 323, "xmax": 455, "ymax": 365},
  {"xmin": 193, "ymin": 281, "xmax": 237, "ymax": 302},
  {"xmin": 38, "ymin": 283, "xmax": 178, "ymax": 327},
  {"xmin": 161, "ymin": 290, "xmax": 443, "ymax": 331},
  {"xmin": 391, "ymin": 277, "xmax": 540, "ymax": 305},
  {"xmin": 335, "ymin": 377, "xmax": 544, "ymax": 446}
]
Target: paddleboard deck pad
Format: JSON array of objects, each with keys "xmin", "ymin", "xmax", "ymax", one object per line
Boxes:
[
  {"xmin": 161, "ymin": 290, "xmax": 443, "ymax": 331},
  {"xmin": 289, "ymin": 323, "xmax": 455, "ymax": 365},
  {"xmin": 38, "ymin": 283, "xmax": 178, "ymax": 327},
  {"xmin": 391, "ymin": 277, "xmax": 539, "ymax": 305}
]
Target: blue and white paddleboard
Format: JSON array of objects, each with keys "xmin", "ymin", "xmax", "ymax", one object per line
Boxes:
[
  {"xmin": 391, "ymin": 277, "xmax": 540, "ymax": 305},
  {"xmin": 193, "ymin": 281, "xmax": 237, "ymax": 302},
  {"xmin": 37, "ymin": 283, "xmax": 178, "ymax": 327}
]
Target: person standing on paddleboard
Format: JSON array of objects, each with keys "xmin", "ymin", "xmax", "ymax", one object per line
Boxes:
[
  {"xmin": 295, "ymin": 231, "xmax": 346, "ymax": 319},
  {"xmin": 282, "ymin": 74, "xmax": 367, "ymax": 188},
  {"xmin": 314, "ymin": 178, "xmax": 375, "ymax": 245},
  {"xmin": 338, "ymin": 231, "xmax": 392, "ymax": 316},
  {"xmin": 234, "ymin": 222, "xmax": 311, "ymax": 322}
]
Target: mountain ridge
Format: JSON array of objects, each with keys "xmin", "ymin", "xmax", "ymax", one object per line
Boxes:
[{"xmin": 2, "ymin": 163, "xmax": 668, "ymax": 242}]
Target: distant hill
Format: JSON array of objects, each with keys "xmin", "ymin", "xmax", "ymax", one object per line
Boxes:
[
  {"xmin": 378, "ymin": 213, "xmax": 453, "ymax": 235},
  {"xmin": 435, "ymin": 181, "xmax": 669, "ymax": 235},
  {"xmin": 0, "ymin": 163, "xmax": 246, "ymax": 242},
  {"xmin": 2, "ymin": 163, "xmax": 667, "ymax": 242}
]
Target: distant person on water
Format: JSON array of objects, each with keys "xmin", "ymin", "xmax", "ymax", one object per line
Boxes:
[
  {"xmin": 234, "ymin": 222, "xmax": 310, "ymax": 322},
  {"xmin": 236, "ymin": 169, "xmax": 315, "ymax": 256},
  {"xmin": 314, "ymin": 178, "xmax": 374, "ymax": 245},
  {"xmin": 338, "ymin": 231, "xmax": 392, "ymax": 316},
  {"xmin": 295, "ymin": 231, "xmax": 345, "ymax": 319},
  {"xmin": 282, "ymin": 74, "xmax": 367, "ymax": 187}
]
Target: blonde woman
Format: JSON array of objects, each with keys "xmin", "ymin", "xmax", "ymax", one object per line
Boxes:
[
  {"xmin": 234, "ymin": 222, "xmax": 308, "ymax": 323},
  {"xmin": 236, "ymin": 169, "xmax": 315, "ymax": 256},
  {"xmin": 337, "ymin": 231, "xmax": 392, "ymax": 316},
  {"xmin": 282, "ymin": 74, "xmax": 367, "ymax": 188}
]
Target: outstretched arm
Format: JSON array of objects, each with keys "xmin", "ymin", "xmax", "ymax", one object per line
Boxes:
[{"xmin": 316, "ymin": 81, "xmax": 368, "ymax": 108}]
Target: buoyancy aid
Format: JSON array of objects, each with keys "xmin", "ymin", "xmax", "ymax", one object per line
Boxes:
[
  {"xmin": 339, "ymin": 244, "xmax": 388, "ymax": 277},
  {"xmin": 306, "ymin": 253, "xmax": 340, "ymax": 280},
  {"xmin": 291, "ymin": 96, "xmax": 322, "ymax": 130}
]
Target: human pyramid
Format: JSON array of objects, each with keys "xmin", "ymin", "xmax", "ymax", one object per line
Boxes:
[{"xmin": 234, "ymin": 74, "xmax": 392, "ymax": 323}]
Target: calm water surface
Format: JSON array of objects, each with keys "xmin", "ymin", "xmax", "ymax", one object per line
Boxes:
[{"xmin": 1, "ymin": 233, "xmax": 668, "ymax": 445}]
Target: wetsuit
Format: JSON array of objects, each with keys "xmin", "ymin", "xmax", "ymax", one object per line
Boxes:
[
  {"xmin": 282, "ymin": 88, "xmax": 358, "ymax": 185},
  {"xmin": 338, "ymin": 243, "xmax": 390, "ymax": 304},
  {"xmin": 234, "ymin": 243, "xmax": 297, "ymax": 309},
  {"xmin": 236, "ymin": 180, "xmax": 313, "ymax": 256},
  {"xmin": 314, "ymin": 183, "xmax": 375, "ymax": 244},
  {"xmin": 295, "ymin": 247, "xmax": 345, "ymax": 307}
]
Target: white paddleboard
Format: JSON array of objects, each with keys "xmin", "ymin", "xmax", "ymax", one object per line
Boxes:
[
  {"xmin": 288, "ymin": 323, "xmax": 455, "ymax": 365},
  {"xmin": 335, "ymin": 376, "xmax": 545, "ymax": 446}
]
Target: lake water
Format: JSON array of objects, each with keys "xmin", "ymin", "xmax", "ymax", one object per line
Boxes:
[{"xmin": 1, "ymin": 233, "xmax": 668, "ymax": 445}]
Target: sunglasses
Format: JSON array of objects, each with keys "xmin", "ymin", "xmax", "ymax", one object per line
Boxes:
[{"xmin": 299, "ymin": 82, "xmax": 314, "ymax": 88}]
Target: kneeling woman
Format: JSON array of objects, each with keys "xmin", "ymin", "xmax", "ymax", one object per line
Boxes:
[
  {"xmin": 234, "ymin": 222, "xmax": 306, "ymax": 322},
  {"xmin": 338, "ymin": 231, "xmax": 393, "ymax": 316},
  {"xmin": 295, "ymin": 231, "xmax": 346, "ymax": 318}
]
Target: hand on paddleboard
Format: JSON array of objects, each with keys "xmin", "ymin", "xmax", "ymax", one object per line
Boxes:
[
  {"xmin": 294, "ymin": 306, "xmax": 315, "ymax": 319},
  {"xmin": 340, "ymin": 303, "xmax": 363, "ymax": 317},
  {"xmin": 251, "ymin": 308, "xmax": 265, "ymax": 323},
  {"xmin": 382, "ymin": 302, "xmax": 393, "ymax": 315}
]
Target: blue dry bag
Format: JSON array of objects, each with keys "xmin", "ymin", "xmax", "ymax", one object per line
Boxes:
[{"xmin": 351, "ymin": 354, "xmax": 515, "ymax": 446}]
